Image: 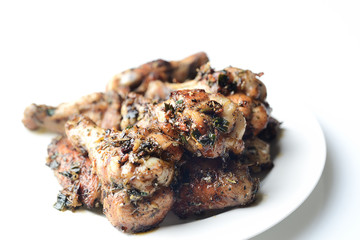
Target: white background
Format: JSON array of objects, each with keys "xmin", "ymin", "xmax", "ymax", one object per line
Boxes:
[{"xmin": 1, "ymin": 0, "xmax": 359, "ymax": 239}]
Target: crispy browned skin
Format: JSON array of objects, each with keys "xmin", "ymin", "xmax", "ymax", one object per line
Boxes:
[
  {"xmin": 47, "ymin": 136, "xmax": 101, "ymax": 209},
  {"xmin": 23, "ymin": 91, "xmax": 122, "ymax": 133},
  {"xmin": 106, "ymin": 52, "xmax": 209, "ymax": 95},
  {"xmin": 173, "ymin": 157, "xmax": 259, "ymax": 217}
]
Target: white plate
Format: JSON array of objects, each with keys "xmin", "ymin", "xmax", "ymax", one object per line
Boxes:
[{"xmin": 18, "ymin": 95, "xmax": 326, "ymax": 240}]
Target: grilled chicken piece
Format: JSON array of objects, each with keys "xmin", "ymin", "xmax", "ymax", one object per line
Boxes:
[
  {"xmin": 137, "ymin": 89, "xmax": 246, "ymax": 158},
  {"xmin": 173, "ymin": 157, "xmax": 259, "ymax": 217},
  {"xmin": 47, "ymin": 134, "xmax": 174, "ymax": 233},
  {"xmin": 103, "ymin": 187, "xmax": 174, "ymax": 233},
  {"xmin": 106, "ymin": 52, "xmax": 209, "ymax": 95},
  {"xmin": 65, "ymin": 115, "xmax": 183, "ymax": 232},
  {"xmin": 65, "ymin": 115, "xmax": 183, "ymax": 195},
  {"xmin": 47, "ymin": 136, "xmax": 101, "ymax": 209},
  {"xmin": 145, "ymin": 63, "xmax": 269, "ymax": 136},
  {"xmin": 23, "ymin": 91, "xmax": 122, "ymax": 133}
]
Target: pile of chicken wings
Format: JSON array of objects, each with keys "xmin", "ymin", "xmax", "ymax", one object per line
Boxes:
[{"xmin": 23, "ymin": 52, "xmax": 279, "ymax": 233}]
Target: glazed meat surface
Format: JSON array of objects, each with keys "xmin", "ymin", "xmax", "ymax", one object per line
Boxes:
[
  {"xmin": 106, "ymin": 52, "xmax": 209, "ymax": 96},
  {"xmin": 173, "ymin": 157, "xmax": 259, "ymax": 217},
  {"xmin": 23, "ymin": 91, "xmax": 122, "ymax": 133},
  {"xmin": 47, "ymin": 136, "xmax": 101, "ymax": 209}
]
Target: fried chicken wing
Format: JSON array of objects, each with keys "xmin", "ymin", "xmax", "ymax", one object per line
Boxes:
[
  {"xmin": 23, "ymin": 91, "xmax": 122, "ymax": 133},
  {"xmin": 106, "ymin": 52, "xmax": 209, "ymax": 95},
  {"xmin": 173, "ymin": 157, "xmax": 259, "ymax": 217}
]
